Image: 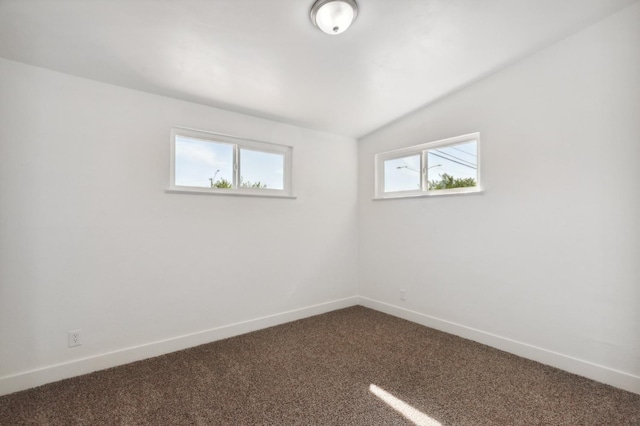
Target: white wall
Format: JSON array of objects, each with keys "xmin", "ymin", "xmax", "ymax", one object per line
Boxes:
[
  {"xmin": 358, "ymin": 3, "xmax": 640, "ymax": 393},
  {"xmin": 1, "ymin": 2, "xmax": 639, "ymax": 398},
  {"xmin": 0, "ymin": 58, "xmax": 358, "ymax": 394}
]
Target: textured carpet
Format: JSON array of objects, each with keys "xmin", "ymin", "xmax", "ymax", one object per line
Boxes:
[{"xmin": 1, "ymin": 306, "xmax": 639, "ymax": 425}]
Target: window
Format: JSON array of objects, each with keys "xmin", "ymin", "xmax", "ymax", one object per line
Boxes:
[
  {"xmin": 169, "ymin": 127, "xmax": 293, "ymax": 197},
  {"xmin": 375, "ymin": 133, "xmax": 480, "ymax": 199}
]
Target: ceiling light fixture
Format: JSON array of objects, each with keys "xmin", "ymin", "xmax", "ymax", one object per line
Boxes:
[{"xmin": 310, "ymin": 0, "xmax": 358, "ymax": 35}]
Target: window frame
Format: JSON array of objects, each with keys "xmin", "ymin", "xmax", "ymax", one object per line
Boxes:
[
  {"xmin": 169, "ymin": 127, "xmax": 294, "ymax": 198},
  {"xmin": 374, "ymin": 132, "xmax": 481, "ymax": 199}
]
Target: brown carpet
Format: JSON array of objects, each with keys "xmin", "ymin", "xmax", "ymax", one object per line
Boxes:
[{"xmin": 1, "ymin": 306, "xmax": 639, "ymax": 425}]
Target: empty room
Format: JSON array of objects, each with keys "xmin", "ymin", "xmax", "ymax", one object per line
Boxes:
[{"xmin": 1, "ymin": 0, "xmax": 639, "ymax": 424}]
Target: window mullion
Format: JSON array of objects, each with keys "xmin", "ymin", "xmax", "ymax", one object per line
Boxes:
[
  {"xmin": 233, "ymin": 144, "xmax": 240, "ymax": 188},
  {"xmin": 421, "ymin": 150, "xmax": 428, "ymax": 192}
]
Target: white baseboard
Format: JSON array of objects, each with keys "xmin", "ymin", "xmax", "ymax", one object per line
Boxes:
[
  {"xmin": 358, "ymin": 296, "xmax": 640, "ymax": 395},
  {"xmin": 0, "ymin": 296, "xmax": 359, "ymax": 397},
  {"xmin": 4, "ymin": 296, "xmax": 638, "ymax": 397}
]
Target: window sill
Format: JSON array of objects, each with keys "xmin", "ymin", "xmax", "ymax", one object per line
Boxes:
[
  {"xmin": 373, "ymin": 189, "xmax": 484, "ymax": 201},
  {"xmin": 165, "ymin": 188, "xmax": 297, "ymax": 199}
]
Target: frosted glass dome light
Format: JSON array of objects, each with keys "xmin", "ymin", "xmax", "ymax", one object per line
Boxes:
[{"xmin": 310, "ymin": 0, "xmax": 358, "ymax": 35}]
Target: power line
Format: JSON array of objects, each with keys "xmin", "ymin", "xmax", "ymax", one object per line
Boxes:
[
  {"xmin": 429, "ymin": 151, "xmax": 477, "ymax": 170},
  {"xmin": 450, "ymin": 145, "xmax": 477, "ymax": 158},
  {"xmin": 432, "ymin": 149, "xmax": 476, "ymax": 168}
]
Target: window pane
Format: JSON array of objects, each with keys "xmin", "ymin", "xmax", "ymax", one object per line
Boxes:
[
  {"xmin": 427, "ymin": 140, "xmax": 477, "ymax": 191},
  {"xmin": 384, "ymin": 154, "xmax": 421, "ymax": 192},
  {"xmin": 175, "ymin": 136, "xmax": 234, "ymax": 188},
  {"xmin": 239, "ymin": 149, "xmax": 285, "ymax": 190}
]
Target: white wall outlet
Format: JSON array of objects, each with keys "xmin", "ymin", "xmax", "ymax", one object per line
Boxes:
[
  {"xmin": 68, "ymin": 329, "xmax": 82, "ymax": 347},
  {"xmin": 400, "ymin": 289, "xmax": 406, "ymax": 301}
]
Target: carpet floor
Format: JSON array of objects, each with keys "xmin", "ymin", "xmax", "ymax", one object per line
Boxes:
[{"xmin": 1, "ymin": 306, "xmax": 639, "ymax": 425}]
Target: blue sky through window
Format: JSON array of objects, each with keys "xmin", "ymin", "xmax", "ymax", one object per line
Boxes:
[
  {"xmin": 240, "ymin": 149, "xmax": 284, "ymax": 189},
  {"xmin": 383, "ymin": 140, "xmax": 477, "ymax": 192},
  {"xmin": 175, "ymin": 136, "xmax": 233, "ymax": 187},
  {"xmin": 175, "ymin": 136, "xmax": 285, "ymax": 189},
  {"xmin": 427, "ymin": 140, "xmax": 477, "ymax": 183},
  {"xmin": 384, "ymin": 154, "xmax": 421, "ymax": 192}
]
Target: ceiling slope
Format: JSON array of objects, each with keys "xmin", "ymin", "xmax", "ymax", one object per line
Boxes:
[{"xmin": 0, "ymin": 0, "xmax": 636, "ymax": 137}]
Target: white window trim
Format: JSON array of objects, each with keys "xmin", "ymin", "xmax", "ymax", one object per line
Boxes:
[
  {"xmin": 374, "ymin": 132, "xmax": 482, "ymax": 200},
  {"xmin": 167, "ymin": 127, "xmax": 295, "ymax": 198}
]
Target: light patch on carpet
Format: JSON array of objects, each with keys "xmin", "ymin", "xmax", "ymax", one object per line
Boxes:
[{"xmin": 369, "ymin": 384, "xmax": 442, "ymax": 426}]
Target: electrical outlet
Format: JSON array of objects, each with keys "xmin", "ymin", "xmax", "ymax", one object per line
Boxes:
[
  {"xmin": 68, "ymin": 329, "xmax": 82, "ymax": 347},
  {"xmin": 400, "ymin": 289, "xmax": 406, "ymax": 301}
]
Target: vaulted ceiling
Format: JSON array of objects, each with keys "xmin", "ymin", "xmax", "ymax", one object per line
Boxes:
[{"xmin": 0, "ymin": 0, "xmax": 635, "ymax": 137}]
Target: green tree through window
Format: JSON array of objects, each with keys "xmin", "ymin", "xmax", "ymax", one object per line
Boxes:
[{"xmin": 428, "ymin": 173, "xmax": 476, "ymax": 190}]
